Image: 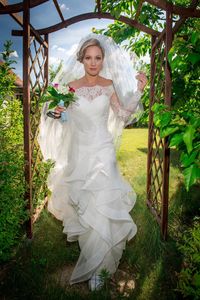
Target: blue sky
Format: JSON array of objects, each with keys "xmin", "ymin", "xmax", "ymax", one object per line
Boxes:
[{"xmin": 0, "ymin": 0, "xmax": 114, "ymax": 78}]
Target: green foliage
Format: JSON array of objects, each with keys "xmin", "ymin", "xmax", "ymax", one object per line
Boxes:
[
  {"xmin": 0, "ymin": 97, "xmax": 28, "ymax": 262},
  {"xmin": 2, "ymin": 128, "xmax": 197, "ymax": 299},
  {"xmin": 32, "ymin": 159, "xmax": 53, "ymax": 209},
  {"xmin": 40, "ymin": 85, "xmax": 77, "ymax": 109},
  {"xmin": 0, "ymin": 42, "xmax": 27, "ymax": 263},
  {"xmin": 0, "ymin": 40, "xmax": 16, "ymax": 106},
  {"xmin": 176, "ymin": 217, "xmax": 200, "ymax": 300},
  {"xmin": 168, "ymin": 19, "xmax": 200, "ymax": 113},
  {"xmin": 152, "ymin": 103, "xmax": 200, "ymax": 191},
  {"xmin": 94, "ymin": 1, "xmax": 200, "ymax": 132}
]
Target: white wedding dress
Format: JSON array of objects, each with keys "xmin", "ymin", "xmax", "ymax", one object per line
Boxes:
[{"xmin": 38, "ymin": 84, "xmax": 141, "ymax": 284}]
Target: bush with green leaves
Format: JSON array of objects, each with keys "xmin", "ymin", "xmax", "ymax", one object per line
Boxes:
[
  {"xmin": 0, "ymin": 99, "xmax": 28, "ymax": 262},
  {"xmin": 152, "ymin": 103, "xmax": 200, "ymax": 191},
  {"xmin": 0, "ymin": 41, "xmax": 28, "ymax": 263},
  {"xmin": 0, "ymin": 40, "xmax": 17, "ymax": 106},
  {"xmin": 176, "ymin": 217, "xmax": 200, "ymax": 300}
]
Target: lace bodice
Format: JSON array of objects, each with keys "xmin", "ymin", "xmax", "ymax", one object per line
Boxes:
[
  {"xmin": 73, "ymin": 84, "xmax": 142, "ymax": 124},
  {"xmin": 75, "ymin": 85, "xmax": 113, "ymax": 101}
]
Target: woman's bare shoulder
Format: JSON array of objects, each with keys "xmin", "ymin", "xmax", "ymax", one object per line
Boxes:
[
  {"xmin": 68, "ymin": 79, "xmax": 82, "ymax": 89},
  {"xmin": 99, "ymin": 77, "xmax": 113, "ymax": 87}
]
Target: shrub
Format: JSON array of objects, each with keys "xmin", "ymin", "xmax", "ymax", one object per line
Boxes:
[
  {"xmin": 0, "ymin": 41, "xmax": 28, "ymax": 262},
  {"xmin": 176, "ymin": 217, "xmax": 200, "ymax": 299}
]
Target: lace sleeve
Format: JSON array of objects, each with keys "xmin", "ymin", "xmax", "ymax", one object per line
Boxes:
[{"xmin": 110, "ymin": 87, "xmax": 143, "ymax": 123}]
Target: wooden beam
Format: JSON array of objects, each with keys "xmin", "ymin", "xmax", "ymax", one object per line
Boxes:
[
  {"xmin": 146, "ymin": 0, "xmax": 200, "ymax": 18},
  {"xmin": 152, "ymin": 0, "xmax": 199, "ymax": 50},
  {"xmin": 12, "ymin": 12, "xmax": 160, "ymax": 36},
  {"xmin": 23, "ymin": 0, "xmax": 33, "ymax": 239},
  {"xmin": 44, "ymin": 34, "xmax": 49, "ymax": 88},
  {"xmin": 146, "ymin": 35, "xmax": 156, "ymax": 212},
  {"xmin": 161, "ymin": 3, "xmax": 173, "ymax": 240},
  {"xmin": 53, "ymin": 0, "xmax": 64, "ymax": 22},
  {"xmin": 0, "ymin": 0, "xmax": 48, "ymax": 47},
  {"xmin": 0, "ymin": 0, "xmax": 23, "ymax": 26},
  {"xmin": 0, "ymin": 0, "xmax": 48, "ymax": 14},
  {"xmin": 135, "ymin": 0, "xmax": 144, "ymax": 20},
  {"xmin": 29, "ymin": 25, "xmax": 48, "ymax": 48},
  {"xmin": 97, "ymin": 0, "xmax": 101, "ymax": 13}
]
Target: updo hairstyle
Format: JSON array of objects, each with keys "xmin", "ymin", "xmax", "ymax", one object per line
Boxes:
[{"xmin": 76, "ymin": 38, "xmax": 105, "ymax": 63}]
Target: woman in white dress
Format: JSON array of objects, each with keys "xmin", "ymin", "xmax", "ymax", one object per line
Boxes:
[{"xmin": 38, "ymin": 34, "xmax": 147, "ymax": 291}]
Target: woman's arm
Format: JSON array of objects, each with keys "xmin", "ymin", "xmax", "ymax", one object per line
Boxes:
[
  {"xmin": 109, "ymin": 71, "xmax": 147, "ymax": 122},
  {"xmin": 110, "ymin": 90, "xmax": 143, "ymax": 123},
  {"xmin": 136, "ymin": 72, "xmax": 148, "ymax": 93}
]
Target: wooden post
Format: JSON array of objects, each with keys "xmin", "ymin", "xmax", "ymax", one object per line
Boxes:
[
  {"xmin": 146, "ymin": 35, "xmax": 156, "ymax": 206},
  {"xmin": 44, "ymin": 34, "xmax": 49, "ymax": 88},
  {"xmin": 161, "ymin": 4, "xmax": 172, "ymax": 240},
  {"xmin": 23, "ymin": 0, "xmax": 33, "ymax": 239}
]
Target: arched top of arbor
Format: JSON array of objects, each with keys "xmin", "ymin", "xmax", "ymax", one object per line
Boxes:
[
  {"xmin": 0, "ymin": 0, "xmax": 199, "ymax": 17},
  {"xmin": 12, "ymin": 12, "xmax": 160, "ymax": 37},
  {"xmin": 0, "ymin": 0, "xmax": 199, "ymax": 38}
]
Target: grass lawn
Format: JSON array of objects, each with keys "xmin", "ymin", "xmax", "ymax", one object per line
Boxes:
[{"xmin": 1, "ymin": 128, "xmax": 199, "ymax": 299}]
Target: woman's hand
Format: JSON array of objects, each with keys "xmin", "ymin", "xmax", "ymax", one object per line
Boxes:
[
  {"xmin": 54, "ymin": 106, "xmax": 65, "ymax": 117},
  {"xmin": 136, "ymin": 72, "xmax": 148, "ymax": 93}
]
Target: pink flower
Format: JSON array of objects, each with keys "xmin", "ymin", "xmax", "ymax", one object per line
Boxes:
[
  {"xmin": 53, "ymin": 83, "xmax": 59, "ymax": 89},
  {"xmin": 69, "ymin": 86, "xmax": 75, "ymax": 93}
]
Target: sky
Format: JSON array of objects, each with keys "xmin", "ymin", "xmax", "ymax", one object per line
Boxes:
[{"xmin": 0, "ymin": 0, "xmax": 114, "ymax": 78}]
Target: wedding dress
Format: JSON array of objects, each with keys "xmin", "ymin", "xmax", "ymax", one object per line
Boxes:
[{"xmin": 38, "ymin": 83, "xmax": 142, "ymax": 284}]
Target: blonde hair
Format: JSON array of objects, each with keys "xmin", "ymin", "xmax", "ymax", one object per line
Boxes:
[{"xmin": 77, "ymin": 38, "xmax": 105, "ymax": 63}]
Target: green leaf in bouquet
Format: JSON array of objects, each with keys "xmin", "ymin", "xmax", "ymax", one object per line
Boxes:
[
  {"xmin": 48, "ymin": 101, "xmax": 58, "ymax": 109},
  {"xmin": 47, "ymin": 86, "xmax": 59, "ymax": 97},
  {"xmin": 39, "ymin": 95, "xmax": 48, "ymax": 103}
]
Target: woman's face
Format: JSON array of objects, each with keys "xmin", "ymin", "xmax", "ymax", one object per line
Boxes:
[{"xmin": 82, "ymin": 46, "xmax": 103, "ymax": 77}]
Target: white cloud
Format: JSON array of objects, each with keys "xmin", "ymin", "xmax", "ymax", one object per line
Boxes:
[
  {"xmin": 51, "ymin": 45, "xmax": 58, "ymax": 50},
  {"xmin": 59, "ymin": 4, "xmax": 69, "ymax": 11},
  {"xmin": 10, "ymin": 50, "xmax": 19, "ymax": 58},
  {"xmin": 49, "ymin": 56, "xmax": 61, "ymax": 65},
  {"xmin": 0, "ymin": 50, "xmax": 19, "ymax": 58},
  {"xmin": 57, "ymin": 47, "xmax": 66, "ymax": 52}
]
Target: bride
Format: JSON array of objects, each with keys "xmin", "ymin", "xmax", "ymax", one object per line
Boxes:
[{"xmin": 38, "ymin": 34, "xmax": 147, "ymax": 291}]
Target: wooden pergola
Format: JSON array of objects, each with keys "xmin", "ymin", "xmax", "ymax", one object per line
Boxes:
[{"xmin": 0, "ymin": 0, "xmax": 199, "ymax": 240}]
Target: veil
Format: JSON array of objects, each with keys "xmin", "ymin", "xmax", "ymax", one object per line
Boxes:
[
  {"xmin": 38, "ymin": 33, "xmax": 144, "ymax": 165},
  {"xmin": 55, "ymin": 33, "xmax": 143, "ymax": 142}
]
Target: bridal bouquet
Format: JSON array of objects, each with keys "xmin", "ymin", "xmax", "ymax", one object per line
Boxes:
[{"xmin": 41, "ymin": 83, "xmax": 77, "ymax": 121}]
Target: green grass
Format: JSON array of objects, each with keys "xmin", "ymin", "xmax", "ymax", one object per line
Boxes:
[{"xmin": 1, "ymin": 128, "xmax": 199, "ymax": 300}]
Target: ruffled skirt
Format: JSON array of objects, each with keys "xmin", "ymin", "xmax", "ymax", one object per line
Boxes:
[{"xmin": 47, "ymin": 136, "xmax": 137, "ymax": 284}]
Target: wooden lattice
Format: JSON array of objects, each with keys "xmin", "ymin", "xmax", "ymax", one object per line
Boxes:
[
  {"xmin": 148, "ymin": 42, "xmax": 165, "ymax": 211},
  {"xmin": 147, "ymin": 10, "xmax": 172, "ymax": 238},
  {"xmin": 29, "ymin": 35, "xmax": 49, "ymax": 217}
]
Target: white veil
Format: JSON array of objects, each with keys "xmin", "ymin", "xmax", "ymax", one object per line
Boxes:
[
  {"xmin": 55, "ymin": 34, "xmax": 143, "ymax": 140},
  {"xmin": 38, "ymin": 33, "xmax": 144, "ymax": 164}
]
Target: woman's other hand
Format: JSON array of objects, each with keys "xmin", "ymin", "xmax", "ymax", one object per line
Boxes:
[
  {"xmin": 136, "ymin": 72, "xmax": 148, "ymax": 92},
  {"xmin": 54, "ymin": 106, "xmax": 65, "ymax": 117}
]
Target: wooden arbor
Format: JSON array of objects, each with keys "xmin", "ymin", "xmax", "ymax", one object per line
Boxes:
[{"xmin": 0, "ymin": 0, "xmax": 199, "ymax": 240}]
